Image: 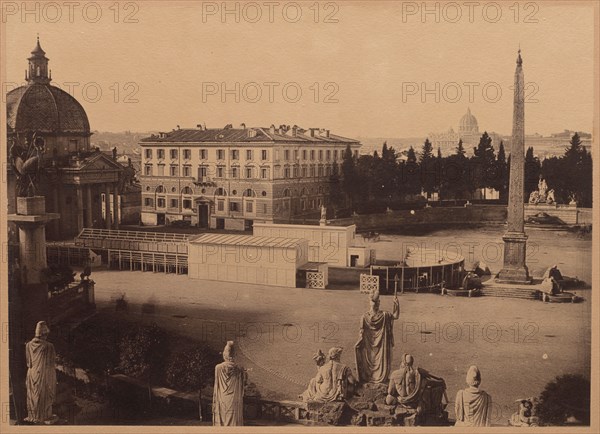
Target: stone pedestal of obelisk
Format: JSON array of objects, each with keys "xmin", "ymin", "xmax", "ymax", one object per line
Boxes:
[
  {"xmin": 497, "ymin": 50, "xmax": 532, "ymax": 284},
  {"xmin": 7, "ymin": 196, "xmax": 59, "ymax": 421}
]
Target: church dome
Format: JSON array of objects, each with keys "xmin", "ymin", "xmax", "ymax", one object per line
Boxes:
[
  {"xmin": 7, "ymin": 83, "xmax": 91, "ymax": 135},
  {"xmin": 6, "ymin": 38, "xmax": 90, "ymax": 136},
  {"xmin": 459, "ymin": 108, "xmax": 478, "ymax": 134}
]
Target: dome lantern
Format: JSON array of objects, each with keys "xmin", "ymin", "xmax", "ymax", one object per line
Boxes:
[{"xmin": 26, "ymin": 36, "xmax": 51, "ymax": 84}]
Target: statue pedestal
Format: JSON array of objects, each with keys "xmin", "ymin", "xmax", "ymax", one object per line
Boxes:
[
  {"xmin": 496, "ymin": 232, "xmax": 532, "ymax": 284},
  {"xmin": 8, "ymin": 196, "xmax": 60, "ymax": 286}
]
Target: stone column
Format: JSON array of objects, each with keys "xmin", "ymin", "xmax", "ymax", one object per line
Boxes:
[
  {"xmin": 104, "ymin": 184, "xmax": 112, "ymax": 229},
  {"xmin": 497, "ymin": 50, "xmax": 531, "ymax": 284},
  {"xmin": 85, "ymin": 185, "xmax": 93, "ymax": 228},
  {"xmin": 76, "ymin": 185, "xmax": 84, "ymax": 235},
  {"xmin": 51, "ymin": 187, "xmax": 60, "ymax": 239},
  {"xmin": 113, "ymin": 182, "xmax": 120, "ymax": 229}
]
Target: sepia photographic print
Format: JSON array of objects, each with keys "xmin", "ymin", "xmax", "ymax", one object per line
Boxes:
[{"xmin": 0, "ymin": 1, "xmax": 598, "ymax": 432}]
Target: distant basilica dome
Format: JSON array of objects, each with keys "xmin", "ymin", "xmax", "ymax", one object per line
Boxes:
[
  {"xmin": 6, "ymin": 38, "xmax": 90, "ymax": 135},
  {"xmin": 458, "ymin": 108, "xmax": 479, "ymax": 135}
]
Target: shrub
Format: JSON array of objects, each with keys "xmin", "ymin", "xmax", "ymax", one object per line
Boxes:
[
  {"xmin": 118, "ymin": 323, "xmax": 168, "ymax": 383},
  {"xmin": 165, "ymin": 345, "xmax": 221, "ymax": 392},
  {"xmin": 536, "ymin": 374, "xmax": 590, "ymax": 426}
]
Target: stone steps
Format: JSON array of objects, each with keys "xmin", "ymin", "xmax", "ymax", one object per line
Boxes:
[{"xmin": 479, "ymin": 287, "xmax": 540, "ymax": 300}]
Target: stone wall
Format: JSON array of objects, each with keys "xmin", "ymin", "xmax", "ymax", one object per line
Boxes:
[
  {"xmin": 524, "ymin": 204, "xmax": 588, "ymax": 225},
  {"xmin": 328, "ymin": 205, "xmax": 507, "ymax": 231}
]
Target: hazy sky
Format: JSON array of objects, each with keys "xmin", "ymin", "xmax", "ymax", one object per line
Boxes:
[{"xmin": 3, "ymin": 1, "xmax": 596, "ymax": 138}]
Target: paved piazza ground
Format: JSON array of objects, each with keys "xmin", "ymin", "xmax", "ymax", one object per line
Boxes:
[{"xmin": 92, "ymin": 226, "xmax": 592, "ymax": 426}]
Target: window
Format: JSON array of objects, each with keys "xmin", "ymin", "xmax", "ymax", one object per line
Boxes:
[
  {"xmin": 231, "ymin": 167, "xmax": 238, "ymax": 178},
  {"xmin": 310, "ymin": 166, "xmax": 315, "ymax": 177},
  {"xmin": 144, "ymin": 165, "xmax": 152, "ymax": 176},
  {"xmin": 294, "ymin": 150, "xmax": 299, "ymax": 160},
  {"xmin": 310, "ymin": 150, "xmax": 315, "ymax": 160},
  {"xmin": 231, "ymin": 149, "xmax": 239, "ymax": 160},
  {"xmin": 217, "ymin": 200, "xmax": 224, "ymax": 211},
  {"xmin": 158, "ymin": 165, "xmax": 165, "ymax": 176},
  {"xmin": 157, "ymin": 149, "xmax": 165, "ymax": 159},
  {"xmin": 200, "ymin": 149, "xmax": 207, "ymax": 159},
  {"xmin": 183, "ymin": 199, "xmax": 192, "ymax": 209},
  {"xmin": 261, "ymin": 150, "xmax": 268, "ymax": 160},
  {"xmin": 183, "ymin": 149, "xmax": 191, "ymax": 160},
  {"xmin": 217, "ymin": 149, "xmax": 225, "ymax": 160},
  {"xmin": 246, "ymin": 201, "xmax": 253, "ymax": 213},
  {"xmin": 198, "ymin": 166, "xmax": 207, "ymax": 179},
  {"xmin": 157, "ymin": 198, "xmax": 166, "ymax": 208},
  {"xmin": 246, "ymin": 150, "xmax": 253, "ymax": 160},
  {"xmin": 293, "ymin": 166, "xmax": 299, "ymax": 177},
  {"xmin": 326, "ymin": 150, "xmax": 331, "ymax": 160},
  {"xmin": 230, "ymin": 202, "xmax": 240, "ymax": 212},
  {"xmin": 302, "ymin": 150, "xmax": 307, "ymax": 160},
  {"xmin": 217, "ymin": 167, "xmax": 224, "ymax": 178},
  {"xmin": 318, "ymin": 150, "xmax": 323, "ymax": 161},
  {"xmin": 183, "ymin": 166, "xmax": 191, "ymax": 177},
  {"xmin": 144, "ymin": 198, "xmax": 153, "ymax": 207},
  {"xmin": 170, "ymin": 198, "xmax": 178, "ymax": 208},
  {"xmin": 302, "ymin": 167, "xmax": 307, "ymax": 177},
  {"xmin": 246, "ymin": 167, "xmax": 253, "ymax": 178},
  {"xmin": 261, "ymin": 168, "xmax": 268, "ymax": 179},
  {"xmin": 145, "ymin": 149, "xmax": 152, "ymax": 159},
  {"xmin": 170, "ymin": 149, "xmax": 178, "ymax": 159},
  {"xmin": 284, "ymin": 167, "xmax": 290, "ymax": 178},
  {"xmin": 318, "ymin": 166, "xmax": 323, "ymax": 177},
  {"xmin": 334, "ymin": 150, "xmax": 338, "ymax": 160},
  {"xmin": 182, "ymin": 186, "xmax": 193, "ymax": 195},
  {"xmin": 284, "ymin": 150, "xmax": 290, "ymax": 160},
  {"xmin": 170, "ymin": 165, "xmax": 179, "ymax": 176},
  {"xmin": 263, "ymin": 203, "xmax": 268, "ymax": 214}
]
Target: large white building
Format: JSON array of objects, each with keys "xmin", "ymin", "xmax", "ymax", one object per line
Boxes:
[{"xmin": 139, "ymin": 124, "xmax": 360, "ymax": 230}]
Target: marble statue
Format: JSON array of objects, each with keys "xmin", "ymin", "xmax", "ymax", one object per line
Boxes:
[
  {"xmin": 9, "ymin": 133, "xmax": 45, "ymax": 197},
  {"xmin": 454, "ymin": 365, "xmax": 492, "ymax": 427},
  {"xmin": 25, "ymin": 321, "xmax": 57, "ymax": 424},
  {"xmin": 546, "ymin": 189, "xmax": 555, "ymax": 205},
  {"xmin": 355, "ymin": 290, "xmax": 399, "ymax": 383},
  {"xmin": 320, "ymin": 205, "xmax": 327, "ymax": 221},
  {"xmin": 213, "ymin": 341, "xmax": 246, "ymax": 426},
  {"xmin": 509, "ymin": 398, "xmax": 539, "ymax": 427},
  {"xmin": 537, "ymin": 177, "xmax": 548, "ymax": 199},
  {"xmin": 386, "ymin": 354, "xmax": 419, "ymax": 406},
  {"xmin": 301, "ymin": 347, "xmax": 356, "ymax": 403}
]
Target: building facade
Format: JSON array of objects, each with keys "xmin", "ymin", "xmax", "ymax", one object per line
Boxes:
[
  {"xmin": 139, "ymin": 125, "xmax": 360, "ymax": 230},
  {"xmin": 7, "ymin": 39, "xmax": 125, "ymax": 240}
]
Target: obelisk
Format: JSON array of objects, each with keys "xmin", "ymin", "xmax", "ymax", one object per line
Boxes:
[{"xmin": 497, "ymin": 49, "xmax": 532, "ymax": 283}]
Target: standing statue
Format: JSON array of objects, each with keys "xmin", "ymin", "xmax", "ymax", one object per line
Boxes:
[
  {"xmin": 537, "ymin": 177, "xmax": 548, "ymax": 200},
  {"xmin": 454, "ymin": 365, "xmax": 492, "ymax": 427},
  {"xmin": 301, "ymin": 347, "xmax": 357, "ymax": 403},
  {"xmin": 9, "ymin": 133, "xmax": 45, "ymax": 197},
  {"xmin": 355, "ymin": 290, "xmax": 400, "ymax": 383},
  {"xmin": 25, "ymin": 321, "xmax": 57, "ymax": 424},
  {"xmin": 212, "ymin": 341, "xmax": 246, "ymax": 426},
  {"xmin": 320, "ymin": 205, "xmax": 327, "ymax": 221}
]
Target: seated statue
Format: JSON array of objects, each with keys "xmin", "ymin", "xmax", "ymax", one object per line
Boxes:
[
  {"xmin": 301, "ymin": 347, "xmax": 356, "ymax": 403},
  {"xmin": 528, "ymin": 191, "xmax": 540, "ymax": 204},
  {"xmin": 546, "ymin": 189, "xmax": 555, "ymax": 205},
  {"xmin": 454, "ymin": 365, "xmax": 492, "ymax": 427},
  {"xmin": 509, "ymin": 398, "xmax": 539, "ymax": 427},
  {"xmin": 386, "ymin": 354, "xmax": 422, "ymax": 407}
]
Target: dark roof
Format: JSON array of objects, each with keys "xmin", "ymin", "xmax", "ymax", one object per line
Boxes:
[
  {"xmin": 7, "ymin": 83, "xmax": 90, "ymax": 134},
  {"xmin": 140, "ymin": 127, "xmax": 358, "ymax": 144}
]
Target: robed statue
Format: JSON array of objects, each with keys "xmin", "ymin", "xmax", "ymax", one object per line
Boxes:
[
  {"xmin": 212, "ymin": 341, "xmax": 246, "ymax": 426},
  {"xmin": 355, "ymin": 290, "xmax": 399, "ymax": 383},
  {"xmin": 301, "ymin": 347, "xmax": 356, "ymax": 403},
  {"xmin": 25, "ymin": 321, "xmax": 57, "ymax": 424},
  {"xmin": 454, "ymin": 365, "xmax": 492, "ymax": 427}
]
